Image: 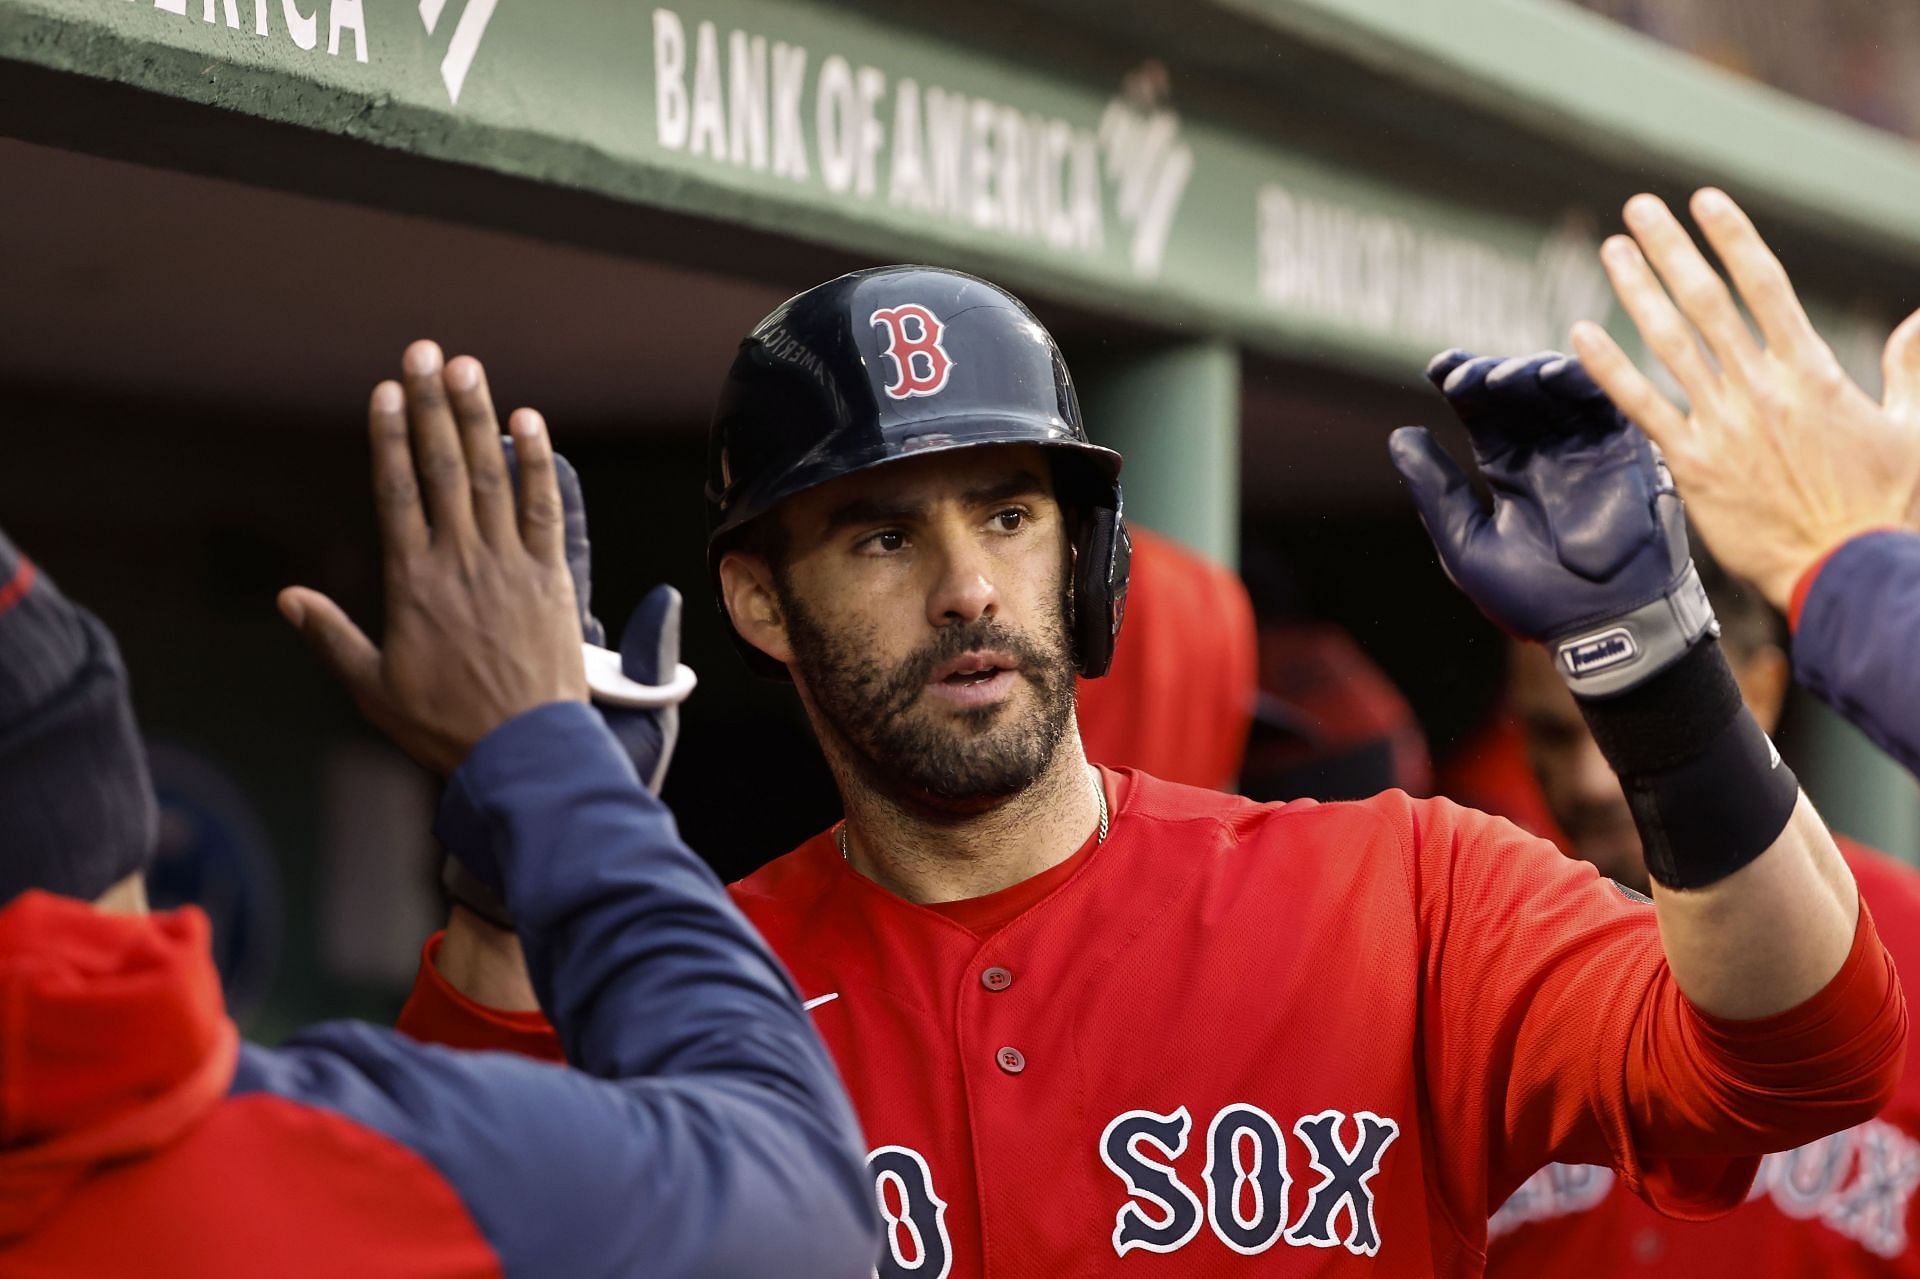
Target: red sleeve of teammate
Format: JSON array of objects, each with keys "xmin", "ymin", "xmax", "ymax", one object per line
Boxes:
[
  {"xmin": 1403, "ymin": 795, "xmax": 1907, "ymax": 1221},
  {"xmin": 396, "ymin": 932, "xmax": 565, "ymax": 1063},
  {"xmin": 1075, "ymin": 526, "xmax": 1257, "ymax": 790}
]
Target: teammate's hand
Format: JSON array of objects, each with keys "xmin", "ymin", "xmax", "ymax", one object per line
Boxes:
[
  {"xmin": 1390, "ymin": 350, "xmax": 1711, "ymax": 694},
  {"xmin": 440, "ymin": 446, "xmax": 694, "ymax": 931},
  {"xmin": 1571, "ymin": 189, "xmax": 1920, "ymax": 612},
  {"xmin": 278, "ymin": 341, "xmax": 588, "ymax": 775}
]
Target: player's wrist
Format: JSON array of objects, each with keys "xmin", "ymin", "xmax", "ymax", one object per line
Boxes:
[
  {"xmin": 1548, "ymin": 561, "xmax": 1718, "ymax": 697},
  {"xmin": 443, "ymin": 856, "xmax": 515, "ymax": 930},
  {"xmin": 436, "ymin": 902, "xmax": 541, "ymax": 1012},
  {"xmin": 1576, "ymin": 639, "xmax": 1799, "ymax": 890}
]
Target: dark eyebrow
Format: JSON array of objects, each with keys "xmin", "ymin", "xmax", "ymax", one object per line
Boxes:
[
  {"xmin": 961, "ymin": 470, "xmax": 1049, "ymax": 507},
  {"xmin": 823, "ymin": 495, "xmax": 925, "ymax": 533},
  {"xmin": 822, "ymin": 470, "xmax": 1049, "ymax": 534}
]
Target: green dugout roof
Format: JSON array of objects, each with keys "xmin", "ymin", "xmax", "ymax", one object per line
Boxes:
[{"xmin": 5, "ymin": 0, "xmax": 1917, "ymax": 382}]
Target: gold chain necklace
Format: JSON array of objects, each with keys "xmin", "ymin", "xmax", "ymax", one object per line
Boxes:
[{"xmin": 836, "ymin": 764, "xmax": 1109, "ymax": 862}]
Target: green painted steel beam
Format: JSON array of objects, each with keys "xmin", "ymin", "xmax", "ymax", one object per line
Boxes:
[
  {"xmin": 1221, "ymin": 0, "xmax": 1920, "ymax": 267},
  {"xmin": 3, "ymin": 0, "xmax": 1914, "ymax": 390},
  {"xmin": 1079, "ymin": 341, "xmax": 1241, "ymax": 567}
]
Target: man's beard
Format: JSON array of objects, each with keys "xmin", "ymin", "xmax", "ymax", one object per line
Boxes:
[{"xmin": 780, "ymin": 586, "xmax": 1077, "ymax": 810}]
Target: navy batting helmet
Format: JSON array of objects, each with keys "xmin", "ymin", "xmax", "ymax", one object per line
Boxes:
[{"xmin": 705, "ymin": 265, "xmax": 1130, "ymax": 678}]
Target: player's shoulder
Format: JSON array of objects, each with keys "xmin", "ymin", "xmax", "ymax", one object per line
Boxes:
[
  {"xmin": 1121, "ymin": 772, "xmax": 1560, "ymax": 888},
  {"xmin": 727, "ymin": 830, "xmax": 843, "ymax": 921},
  {"xmin": 1115, "ymin": 767, "xmax": 1423, "ymax": 850}
]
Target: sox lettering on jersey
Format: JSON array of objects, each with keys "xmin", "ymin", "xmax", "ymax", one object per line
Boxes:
[
  {"xmin": 1203, "ymin": 1105, "xmax": 1290, "ymax": 1255},
  {"xmin": 1286, "ymin": 1110, "xmax": 1401, "ymax": 1256},
  {"xmin": 870, "ymin": 305, "xmax": 954, "ymax": 399},
  {"xmin": 1491, "ymin": 1120, "xmax": 1920, "ymax": 1259},
  {"xmin": 1100, "ymin": 1108, "xmax": 1206, "ymax": 1255},
  {"xmin": 870, "ymin": 1105, "xmax": 1399, "ymax": 1265},
  {"xmin": 868, "ymin": 1146, "xmax": 953, "ymax": 1279},
  {"xmin": 1100, "ymin": 1104, "xmax": 1399, "ymax": 1259}
]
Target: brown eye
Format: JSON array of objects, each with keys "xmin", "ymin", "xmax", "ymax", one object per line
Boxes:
[
  {"xmin": 874, "ymin": 531, "xmax": 906, "ymax": 552},
  {"xmin": 993, "ymin": 510, "xmax": 1025, "ymax": 532}
]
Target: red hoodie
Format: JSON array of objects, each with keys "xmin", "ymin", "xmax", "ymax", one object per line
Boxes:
[
  {"xmin": 0, "ymin": 892, "xmax": 500, "ymax": 1277},
  {"xmin": 0, "ymin": 706, "xmax": 879, "ymax": 1278},
  {"xmin": 0, "ymin": 894, "xmax": 236, "ymax": 1243}
]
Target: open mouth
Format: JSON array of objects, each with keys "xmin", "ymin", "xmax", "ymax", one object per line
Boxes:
[
  {"xmin": 927, "ymin": 652, "xmax": 1019, "ymax": 706},
  {"xmin": 944, "ymin": 663, "xmax": 1005, "ymax": 686}
]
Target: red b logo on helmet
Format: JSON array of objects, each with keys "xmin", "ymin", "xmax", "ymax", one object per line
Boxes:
[{"xmin": 870, "ymin": 305, "xmax": 954, "ymax": 400}]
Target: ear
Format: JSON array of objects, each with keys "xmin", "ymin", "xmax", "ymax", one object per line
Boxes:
[{"xmin": 718, "ymin": 549, "xmax": 795, "ymax": 667}]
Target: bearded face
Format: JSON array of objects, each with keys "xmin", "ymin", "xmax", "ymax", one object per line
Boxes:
[
  {"xmin": 780, "ymin": 580, "xmax": 1077, "ymax": 808},
  {"xmin": 721, "ymin": 444, "xmax": 1083, "ymax": 813}
]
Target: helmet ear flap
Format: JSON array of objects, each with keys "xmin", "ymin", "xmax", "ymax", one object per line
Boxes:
[{"xmin": 1071, "ymin": 497, "xmax": 1130, "ymax": 678}]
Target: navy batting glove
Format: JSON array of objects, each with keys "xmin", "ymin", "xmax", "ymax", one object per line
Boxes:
[
  {"xmin": 1389, "ymin": 349, "xmax": 1718, "ymax": 696},
  {"xmin": 600, "ymin": 584, "xmax": 685, "ymax": 794},
  {"xmin": 506, "ymin": 441, "xmax": 693, "ymax": 792},
  {"xmin": 443, "ymin": 445, "xmax": 696, "ymax": 928}
]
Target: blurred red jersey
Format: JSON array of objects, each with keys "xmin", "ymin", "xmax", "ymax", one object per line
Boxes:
[
  {"xmin": 1075, "ymin": 527, "xmax": 1256, "ymax": 790},
  {"xmin": 1487, "ymin": 838, "xmax": 1920, "ymax": 1277}
]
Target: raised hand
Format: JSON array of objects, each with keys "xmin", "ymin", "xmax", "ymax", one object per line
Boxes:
[
  {"xmin": 1571, "ymin": 189, "xmax": 1920, "ymax": 611},
  {"xmin": 1390, "ymin": 349, "xmax": 1714, "ymax": 696},
  {"xmin": 278, "ymin": 341, "xmax": 588, "ymax": 775}
]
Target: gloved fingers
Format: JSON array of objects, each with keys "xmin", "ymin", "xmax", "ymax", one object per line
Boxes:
[
  {"xmin": 552, "ymin": 450, "xmax": 603, "ymax": 646},
  {"xmin": 1486, "ymin": 351, "xmax": 1559, "ymax": 395},
  {"xmin": 1485, "ymin": 352, "xmax": 1558, "ymax": 419},
  {"xmin": 502, "ymin": 437, "xmax": 605, "ymax": 646},
  {"xmin": 1645, "ymin": 438, "xmax": 1677, "ymax": 496},
  {"xmin": 1538, "ymin": 353, "xmax": 1608, "ymax": 404},
  {"xmin": 1389, "ymin": 426, "xmax": 1485, "ymax": 571},
  {"xmin": 621, "ymin": 584, "xmax": 684, "ymax": 687},
  {"xmin": 1425, "ymin": 348, "xmax": 1478, "ymax": 391},
  {"xmin": 649, "ymin": 706, "xmax": 680, "ymax": 794},
  {"xmin": 1436, "ymin": 355, "xmax": 1511, "ymax": 458},
  {"xmin": 585, "ymin": 585, "xmax": 698, "ymax": 708},
  {"xmin": 598, "ymin": 706, "xmax": 679, "ymax": 796}
]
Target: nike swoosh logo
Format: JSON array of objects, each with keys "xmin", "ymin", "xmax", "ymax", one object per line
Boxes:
[{"xmin": 803, "ymin": 992, "xmax": 840, "ymax": 1011}]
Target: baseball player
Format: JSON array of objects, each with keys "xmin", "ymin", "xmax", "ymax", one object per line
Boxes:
[
  {"xmin": 0, "ymin": 350, "xmax": 878, "ymax": 1278},
  {"xmin": 1478, "ymin": 186, "xmax": 1920, "ymax": 1276},
  {"xmin": 1485, "ymin": 557, "xmax": 1920, "ymax": 1274},
  {"xmin": 402, "ymin": 270, "xmax": 1905, "ymax": 1276}
]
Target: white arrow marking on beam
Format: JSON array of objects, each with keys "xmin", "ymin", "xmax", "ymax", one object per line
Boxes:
[
  {"xmin": 440, "ymin": 0, "xmax": 499, "ymax": 104},
  {"xmin": 419, "ymin": 0, "xmax": 449, "ymax": 35}
]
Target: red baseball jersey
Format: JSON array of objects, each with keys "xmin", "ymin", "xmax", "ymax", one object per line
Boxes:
[
  {"xmin": 1487, "ymin": 838, "xmax": 1920, "ymax": 1277},
  {"xmin": 401, "ymin": 769, "xmax": 1904, "ymax": 1277}
]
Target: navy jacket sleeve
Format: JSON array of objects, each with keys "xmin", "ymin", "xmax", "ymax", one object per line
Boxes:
[
  {"xmin": 1794, "ymin": 530, "xmax": 1920, "ymax": 779},
  {"xmin": 235, "ymin": 702, "xmax": 877, "ymax": 1279}
]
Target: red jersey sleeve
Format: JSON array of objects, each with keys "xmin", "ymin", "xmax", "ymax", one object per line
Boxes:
[
  {"xmin": 1402, "ymin": 795, "xmax": 1906, "ymax": 1223},
  {"xmin": 395, "ymin": 932, "xmax": 566, "ymax": 1064}
]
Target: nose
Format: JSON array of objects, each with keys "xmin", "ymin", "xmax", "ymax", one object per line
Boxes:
[{"xmin": 924, "ymin": 529, "xmax": 999, "ymax": 628}]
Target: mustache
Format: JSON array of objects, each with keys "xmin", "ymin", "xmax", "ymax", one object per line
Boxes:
[{"xmin": 874, "ymin": 618, "xmax": 1061, "ymax": 719}]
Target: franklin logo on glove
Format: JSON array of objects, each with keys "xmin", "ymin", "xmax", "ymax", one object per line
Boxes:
[{"xmin": 1562, "ymin": 628, "xmax": 1638, "ymax": 677}]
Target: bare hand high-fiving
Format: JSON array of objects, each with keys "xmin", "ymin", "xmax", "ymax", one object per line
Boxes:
[
  {"xmin": 1570, "ymin": 188, "xmax": 1920, "ymax": 611},
  {"xmin": 279, "ymin": 340, "xmax": 587, "ymax": 774}
]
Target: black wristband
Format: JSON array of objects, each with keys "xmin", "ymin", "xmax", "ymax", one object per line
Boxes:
[
  {"xmin": 1577, "ymin": 640, "xmax": 1800, "ymax": 890},
  {"xmin": 442, "ymin": 858, "xmax": 516, "ymax": 931}
]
